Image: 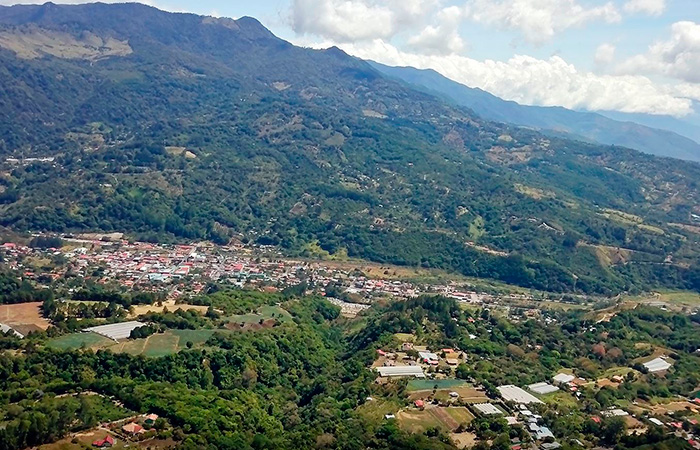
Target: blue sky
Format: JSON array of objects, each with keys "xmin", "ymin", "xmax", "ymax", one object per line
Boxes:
[{"xmin": 4, "ymin": 0, "xmax": 700, "ymax": 118}]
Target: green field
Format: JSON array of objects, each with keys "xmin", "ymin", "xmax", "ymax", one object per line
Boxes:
[
  {"xmin": 142, "ymin": 332, "xmax": 180, "ymax": 357},
  {"xmin": 407, "ymin": 379, "xmax": 467, "ymax": 391},
  {"xmin": 47, "ymin": 329, "xmax": 228, "ymax": 356},
  {"xmin": 445, "ymin": 407, "xmax": 475, "ymax": 425},
  {"xmin": 227, "ymin": 305, "xmax": 292, "ymax": 325},
  {"xmin": 46, "ymin": 332, "xmax": 114, "ymax": 350},
  {"xmin": 170, "ymin": 329, "xmax": 219, "ymax": 345}
]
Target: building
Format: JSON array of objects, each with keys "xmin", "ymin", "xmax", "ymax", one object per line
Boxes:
[
  {"xmin": 528, "ymin": 382, "xmax": 559, "ymax": 395},
  {"xmin": 498, "ymin": 385, "xmax": 544, "ymax": 404},
  {"xmin": 418, "ymin": 351, "xmax": 439, "ymax": 364},
  {"xmin": 85, "ymin": 321, "xmax": 147, "ymax": 341},
  {"xmin": 473, "ymin": 403, "xmax": 503, "ymax": 416},
  {"xmin": 122, "ymin": 423, "xmax": 144, "ymax": 434},
  {"xmin": 92, "ymin": 435, "xmax": 115, "ymax": 448},
  {"xmin": 145, "ymin": 413, "xmax": 159, "ymax": 425},
  {"xmin": 0, "ymin": 323, "xmax": 24, "ymax": 339},
  {"xmin": 643, "ymin": 357, "xmax": 672, "ymax": 373},
  {"xmin": 375, "ymin": 366, "xmax": 426, "ymax": 378},
  {"xmin": 552, "ymin": 373, "xmax": 575, "ymax": 384}
]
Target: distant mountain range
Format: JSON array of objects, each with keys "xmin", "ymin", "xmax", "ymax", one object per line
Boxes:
[{"xmin": 370, "ymin": 62, "xmax": 700, "ymax": 162}]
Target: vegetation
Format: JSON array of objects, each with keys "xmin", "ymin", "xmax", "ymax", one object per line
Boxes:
[{"xmin": 0, "ymin": 4, "xmax": 699, "ymax": 295}]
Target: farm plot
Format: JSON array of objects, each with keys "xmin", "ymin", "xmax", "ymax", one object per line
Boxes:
[
  {"xmin": 141, "ymin": 332, "xmax": 179, "ymax": 357},
  {"xmin": 0, "ymin": 302, "xmax": 50, "ymax": 334},
  {"xmin": 398, "ymin": 406, "xmax": 471, "ymax": 433},
  {"xmin": 47, "ymin": 332, "xmax": 114, "ymax": 350},
  {"xmin": 225, "ymin": 305, "xmax": 293, "ymax": 331},
  {"xmin": 444, "ymin": 407, "xmax": 475, "ymax": 427},
  {"xmin": 407, "ymin": 379, "xmax": 467, "ymax": 392},
  {"xmin": 128, "ymin": 300, "xmax": 208, "ymax": 318}
]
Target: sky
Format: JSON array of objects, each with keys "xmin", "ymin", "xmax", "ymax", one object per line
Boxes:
[{"xmin": 2, "ymin": 0, "xmax": 700, "ymax": 118}]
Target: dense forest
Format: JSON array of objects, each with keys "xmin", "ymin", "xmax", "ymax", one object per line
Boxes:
[
  {"xmin": 1, "ymin": 289, "xmax": 700, "ymax": 450},
  {"xmin": 0, "ymin": 3, "xmax": 699, "ymax": 295}
]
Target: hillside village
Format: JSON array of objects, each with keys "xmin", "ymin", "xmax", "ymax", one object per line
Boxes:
[{"xmin": 368, "ymin": 333, "xmax": 700, "ymax": 450}]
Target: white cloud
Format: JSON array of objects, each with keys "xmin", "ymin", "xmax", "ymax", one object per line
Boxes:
[
  {"xmin": 623, "ymin": 0, "xmax": 666, "ymax": 16},
  {"xmin": 462, "ymin": 0, "xmax": 621, "ymax": 44},
  {"xmin": 618, "ymin": 21, "xmax": 700, "ymax": 83},
  {"xmin": 289, "ymin": 0, "xmax": 438, "ymax": 42},
  {"xmin": 408, "ymin": 6, "xmax": 466, "ymax": 55},
  {"xmin": 595, "ymin": 43, "xmax": 616, "ymax": 65},
  {"xmin": 310, "ymin": 38, "xmax": 693, "ymax": 116},
  {"xmin": 290, "ymin": 0, "xmax": 395, "ymax": 41}
]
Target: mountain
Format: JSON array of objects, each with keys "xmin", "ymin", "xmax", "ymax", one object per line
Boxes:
[
  {"xmin": 1, "ymin": 2, "xmax": 700, "ymax": 295},
  {"xmin": 370, "ymin": 62, "xmax": 700, "ymax": 162},
  {"xmin": 598, "ymin": 107, "xmax": 700, "ymax": 144}
]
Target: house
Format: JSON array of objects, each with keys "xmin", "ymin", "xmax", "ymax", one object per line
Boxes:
[
  {"xmin": 92, "ymin": 435, "xmax": 115, "ymax": 448},
  {"xmin": 145, "ymin": 413, "xmax": 159, "ymax": 425},
  {"xmin": 415, "ymin": 400, "xmax": 425, "ymax": 409},
  {"xmin": 122, "ymin": 422, "xmax": 144, "ymax": 434},
  {"xmin": 552, "ymin": 373, "xmax": 575, "ymax": 384}
]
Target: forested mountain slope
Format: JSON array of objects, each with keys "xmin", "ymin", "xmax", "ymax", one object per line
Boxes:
[
  {"xmin": 1, "ymin": 3, "xmax": 700, "ymax": 294},
  {"xmin": 370, "ymin": 62, "xmax": 700, "ymax": 162}
]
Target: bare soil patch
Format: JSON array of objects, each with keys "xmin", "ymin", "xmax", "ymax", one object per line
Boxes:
[{"xmin": 0, "ymin": 302, "xmax": 50, "ymax": 332}]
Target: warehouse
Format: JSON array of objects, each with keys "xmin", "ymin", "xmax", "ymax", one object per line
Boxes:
[
  {"xmin": 528, "ymin": 382, "xmax": 559, "ymax": 395},
  {"xmin": 84, "ymin": 321, "xmax": 146, "ymax": 341},
  {"xmin": 643, "ymin": 357, "xmax": 672, "ymax": 373},
  {"xmin": 472, "ymin": 403, "xmax": 503, "ymax": 416},
  {"xmin": 375, "ymin": 366, "xmax": 426, "ymax": 378},
  {"xmin": 497, "ymin": 385, "xmax": 544, "ymax": 404}
]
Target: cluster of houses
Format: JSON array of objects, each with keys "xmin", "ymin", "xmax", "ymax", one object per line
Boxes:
[
  {"xmin": 1, "ymin": 234, "xmax": 543, "ymax": 307},
  {"xmin": 373, "ymin": 343, "xmax": 468, "ymax": 379},
  {"xmin": 90, "ymin": 413, "xmax": 159, "ymax": 448}
]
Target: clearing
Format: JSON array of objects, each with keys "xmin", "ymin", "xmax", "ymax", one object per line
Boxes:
[
  {"xmin": 0, "ymin": 302, "xmax": 51, "ymax": 334},
  {"xmin": 128, "ymin": 300, "xmax": 209, "ymax": 318},
  {"xmin": 397, "ymin": 406, "xmax": 472, "ymax": 433},
  {"xmin": 46, "ymin": 329, "xmax": 227, "ymax": 356},
  {"xmin": 47, "ymin": 332, "xmax": 114, "ymax": 351}
]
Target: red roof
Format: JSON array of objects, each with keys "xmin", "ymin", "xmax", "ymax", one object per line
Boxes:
[
  {"xmin": 92, "ymin": 435, "xmax": 114, "ymax": 447},
  {"xmin": 591, "ymin": 416, "xmax": 602, "ymax": 424},
  {"xmin": 415, "ymin": 400, "xmax": 424, "ymax": 408}
]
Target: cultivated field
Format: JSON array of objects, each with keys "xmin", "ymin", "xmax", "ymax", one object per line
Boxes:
[
  {"xmin": 47, "ymin": 332, "xmax": 114, "ymax": 350},
  {"xmin": 407, "ymin": 380, "xmax": 489, "ymax": 404},
  {"xmin": 397, "ymin": 406, "xmax": 473, "ymax": 433},
  {"xmin": 407, "ymin": 379, "xmax": 468, "ymax": 392},
  {"xmin": 47, "ymin": 329, "xmax": 227, "ymax": 356},
  {"xmin": 128, "ymin": 300, "xmax": 209, "ymax": 318},
  {"xmin": 0, "ymin": 302, "xmax": 51, "ymax": 334}
]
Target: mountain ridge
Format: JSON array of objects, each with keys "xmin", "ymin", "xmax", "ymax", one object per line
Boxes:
[{"xmin": 369, "ymin": 62, "xmax": 700, "ymax": 162}]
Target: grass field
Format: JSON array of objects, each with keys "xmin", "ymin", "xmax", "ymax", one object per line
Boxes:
[
  {"xmin": 226, "ymin": 305, "xmax": 292, "ymax": 325},
  {"xmin": 47, "ymin": 329, "xmax": 228, "ymax": 356},
  {"xmin": 397, "ymin": 409, "xmax": 444, "ymax": 433},
  {"xmin": 47, "ymin": 332, "xmax": 114, "ymax": 350},
  {"xmin": 444, "ymin": 407, "xmax": 475, "ymax": 426},
  {"xmin": 398, "ymin": 406, "xmax": 471, "ymax": 433},
  {"xmin": 407, "ymin": 379, "xmax": 468, "ymax": 391}
]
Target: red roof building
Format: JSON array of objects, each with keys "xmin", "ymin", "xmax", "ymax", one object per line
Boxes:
[
  {"xmin": 92, "ymin": 435, "xmax": 115, "ymax": 447},
  {"xmin": 122, "ymin": 422, "xmax": 144, "ymax": 434}
]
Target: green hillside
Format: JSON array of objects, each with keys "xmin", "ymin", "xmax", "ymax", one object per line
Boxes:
[{"xmin": 0, "ymin": 3, "xmax": 699, "ymax": 294}]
